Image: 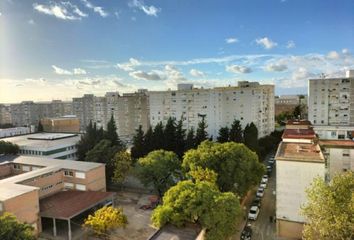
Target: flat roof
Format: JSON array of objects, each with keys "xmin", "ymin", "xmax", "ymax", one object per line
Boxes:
[
  {"xmin": 276, "ymin": 142, "xmax": 324, "ymax": 163},
  {"xmin": 1, "ymin": 133, "xmax": 80, "ymax": 150},
  {"xmin": 40, "ymin": 190, "xmax": 115, "ymax": 219},
  {"xmin": 282, "ymin": 128, "xmax": 316, "ymax": 139},
  {"xmin": 286, "ymin": 120, "xmax": 312, "ymax": 126},
  {"xmin": 319, "ymin": 140, "xmax": 354, "ymax": 149},
  {"xmin": 0, "ymin": 183, "xmax": 38, "ymax": 201},
  {"xmin": 149, "ymin": 224, "xmax": 200, "ymax": 240}
]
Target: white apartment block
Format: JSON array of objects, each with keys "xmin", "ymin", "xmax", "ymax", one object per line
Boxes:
[
  {"xmin": 0, "ymin": 127, "xmax": 31, "ymax": 138},
  {"xmin": 73, "ymin": 94, "xmax": 95, "ymax": 131},
  {"xmin": 308, "ymin": 70, "xmax": 354, "ymax": 126},
  {"xmin": 313, "ymin": 125, "xmax": 354, "ymax": 140},
  {"xmin": 149, "ymin": 81, "xmax": 274, "ymax": 138},
  {"xmin": 0, "ymin": 104, "xmax": 12, "ymax": 125}
]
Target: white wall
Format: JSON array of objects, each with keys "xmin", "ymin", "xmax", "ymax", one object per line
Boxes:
[{"xmin": 324, "ymin": 147, "xmax": 354, "ymax": 179}]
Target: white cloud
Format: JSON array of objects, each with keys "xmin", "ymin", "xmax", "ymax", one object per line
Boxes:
[
  {"xmin": 286, "ymin": 40, "xmax": 295, "ymax": 49},
  {"xmin": 52, "ymin": 65, "xmax": 72, "ymax": 75},
  {"xmin": 265, "ymin": 63, "xmax": 288, "ymax": 72},
  {"xmin": 33, "ymin": 2, "xmax": 87, "ymax": 20},
  {"xmin": 73, "ymin": 68, "xmax": 87, "ymax": 75},
  {"xmin": 0, "ymin": 12, "xmax": 2, "ymax": 17},
  {"xmin": 342, "ymin": 48, "xmax": 350, "ymax": 55},
  {"xmin": 129, "ymin": 0, "xmax": 161, "ymax": 17},
  {"xmin": 226, "ymin": 65, "xmax": 252, "ymax": 74},
  {"xmin": 256, "ymin": 37, "xmax": 278, "ymax": 49},
  {"xmin": 81, "ymin": 0, "xmax": 108, "ymax": 17},
  {"xmin": 116, "ymin": 58, "xmax": 141, "ymax": 71},
  {"xmin": 225, "ymin": 38, "xmax": 238, "ymax": 44},
  {"xmin": 129, "ymin": 70, "xmax": 163, "ymax": 81},
  {"xmin": 327, "ymin": 51, "xmax": 340, "ymax": 60},
  {"xmin": 190, "ymin": 69, "xmax": 205, "ymax": 77}
]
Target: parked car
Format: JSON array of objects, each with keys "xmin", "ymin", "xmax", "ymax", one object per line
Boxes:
[
  {"xmin": 260, "ymin": 181, "xmax": 267, "ymax": 189},
  {"xmin": 240, "ymin": 224, "xmax": 252, "ymax": 240},
  {"xmin": 248, "ymin": 206, "xmax": 260, "ymax": 220},
  {"xmin": 268, "ymin": 158, "xmax": 275, "ymax": 165},
  {"xmin": 256, "ymin": 187, "xmax": 264, "ymax": 198},
  {"xmin": 262, "ymin": 175, "xmax": 268, "ymax": 183},
  {"xmin": 252, "ymin": 197, "xmax": 262, "ymax": 208}
]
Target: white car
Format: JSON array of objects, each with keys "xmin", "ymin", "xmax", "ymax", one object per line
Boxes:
[
  {"xmin": 256, "ymin": 187, "xmax": 264, "ymax": 198},
  {"xmin": 268, "ymin": 158, "xmax": 275, "ymax": 164},
  {"xmin": 260, "ymin": 182, "xmax": 267, "ymax": 189},
  {"xmin": 262, "ymin": 175, "xmax": 268, "ymax": 183},
  {"xmin": 248, "ymin": 206, "xmax": 260, "ymax": 220}
]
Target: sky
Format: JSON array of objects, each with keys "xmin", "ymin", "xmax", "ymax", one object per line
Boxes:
[{"xmin": 0, "ymin": 0, "xmax": 353, "ymax": 103}]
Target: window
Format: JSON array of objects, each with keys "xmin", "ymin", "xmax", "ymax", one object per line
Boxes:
[
  {"xmin": 22, "ymin": 166, "xmax": 30, "ymax": 172},
  {"xmin": 13, "ymin": 164, "xmax": 21, "ymax": 170},
  {"xmin": 75, "ymin": 172, "xmax": 86, "ymax": 179},
  {"xmin": 76, "ymin": 184, "xmax": 86, "ymax": 191},
  {"xmin": 342, "ymin": 150, "xmax": 350, "ymax": 157},
  {"xmin": 64, "ymin": 182, "xmax": 74, "ymax": 189},
  {"xmin": 64, "ymin": 170, "xmax": 74, "ymax": 177}
]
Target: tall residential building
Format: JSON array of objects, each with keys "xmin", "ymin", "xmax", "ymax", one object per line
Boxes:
[
  {"xmin": 72, "ymin": 94, "xmax": 95, "ymax": 131},
  {"xmin": 308, "ymin": 70, "xmax": 354, "ymax": 126},
  {"xmin": 0, "ymin": 104, "xmax": 12, "ymax": 125},
  {"xmin": 149, "ymin": 81, "xmax": 274, "ymax": 138}
]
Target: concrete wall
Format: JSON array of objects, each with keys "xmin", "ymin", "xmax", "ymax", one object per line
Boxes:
[
  {"xmin": 323, "ymin": 147, "xmax": 354, "ymax": 179},
  {"xmin": 277, "ymin": 219, "xmax": 303, "ymax": 239},
  {"xmin": 0, "ymin": 163, "xmax": 12, "ymax": 178}
]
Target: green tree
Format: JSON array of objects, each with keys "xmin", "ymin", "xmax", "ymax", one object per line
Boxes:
[
  {"xmin": 37, "ymin": 120, "xmax": 43, "ymax": 132},
  {"xmin": 143, "ymin": 126, "xmax": 154, "ymax": 155},
  {"xmin": 151, "ymin": 180, "xmax": 242, "ymax": 240},
  {"xmin": 0, "ymin": 213, "xmax": 36, "ymax": 240},
  {"xmin": 182, "ymin": 141, "xmax": 264, "ymax": 195},
  {"xmin": 188, "ymin": 167, "xmax": 218, "ymax": 185},
  {"xmin": 136, "ymin": 150, "xmax": 181, "ymax": 197},
  {"xmin": 112, "ymin": 151, "xmax": 132, "ymax": 184},
  {"xmin": 243, "ymin": 122, "xmax": 259, "ymax": 153},
  {"xmin": 105, "ymin": 115, "xmax": 124, "ymax": 148},
  {"xmin": 185, "ymin": 127, "xmax": 195, "ymax": 151},
  {"xmin": 175, "ymin": 117, "xmax": 186, "ymax": 158},
  {"xmin": 217, "ymin": 126, "xmax": 229, "ymax": 143},
  {"xmin": 293, "ymin": 104, "xmax": 304, "ymax": 119},
  {"xmin": 83, "ymin": 206, "xmax": 127, "ymax": 239},
  {"xmin": 152, "ymin": 122, "xmax": 165, "ymax": 150},
  {"xmin": 0, "ymin": 141, "xmax": 19, "ymax": 154},
  {"xmin": 163, "ymin": 117, "xmax": 176, "ymax": 151},
  {"xmin": 301, "ymin": 172, "xmax": 354, "ymax": 240},
  {"xmin": 195, "ymin": 118, "xmax": 208, "ymax": 147},
  {"xmin": 229, "ymin": 119, "xmax": 243, "ymax": 143},
  {"xmin": 76, "ymin": 121, "xmax": 103, "ymax": 161},
  {"xmin": 131, "ymin": 125, "xmax": 145, "ymax": 160}
]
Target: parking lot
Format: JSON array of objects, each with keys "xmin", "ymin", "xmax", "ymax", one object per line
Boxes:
[{"xmin": 236, "ymin": 154, "xmax": 276, "ymax": 240}]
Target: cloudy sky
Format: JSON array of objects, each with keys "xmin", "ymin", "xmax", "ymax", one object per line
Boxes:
[{"xmin": 0, "ymin": 0, "xmax": 353, "ymax": 103}]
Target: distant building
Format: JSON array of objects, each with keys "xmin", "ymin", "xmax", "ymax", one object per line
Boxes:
[
  {"xmin": 73, "ymin": 94, "xmax": 95, "ymax": 131},
  {"xmin": 41, "ymin": 116, "xmax": 80, "ymax": 133},
  {"xmin": 308, "ymin": 70, "xmax": 354, "ymax": 126},
  {"xmin": 0, "ymin": 104, "xmax": 12, "ymax": 125},
  {"xmin": 149, "ymin": 81, "xmax": 274, "ymax": 139},
  {"xmin": 0, "ymin": 127, "xmax": 31, "ymax": 138},
  {"xmin": 1, "ymin": 133, "xmax": 80, "ymax": 160},
  {"xmin": 313, "ymin": 125, "xmax": 354, "ymax": 140},
  {"xmin": 275, "ymin": 120, "xmax": 325, "ymax": 239},
  {"xmin": 0, "ymin": 155, "xmax": 111, "ymax": 239},
  {"xmin": 274, "ymin": 95, "xmax": 308, "ymax": 119}
]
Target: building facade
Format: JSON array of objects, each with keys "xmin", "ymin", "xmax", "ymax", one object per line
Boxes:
[
  {"xmin": 41, "ymin": 116, "xmax": 80, "ymax": 133},
  {"xmin": 0, "ymin": 104, "xmax": 12, "ymax": 125},
  {"xmin": 149, "ymin": 81, "xmax": 274, "ymax": 138}
]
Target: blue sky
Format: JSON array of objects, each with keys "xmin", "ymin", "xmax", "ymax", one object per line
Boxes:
[{"xmin": 0, "ymin": 0, "xmax": 353, "ymax": 103}]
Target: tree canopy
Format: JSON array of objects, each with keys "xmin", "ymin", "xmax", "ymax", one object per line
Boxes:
[
  {"xmin": 182, "ymin": 141, "xmax": 264, "ymax": 195},
  {"xmin": 217, "ymin": 126, "xmax": 229, "ymax": 143},
  {"xmin": 0, "ymin": 213, "xmax": 36, "ymax": 240},
  {"xmin": 130, "ymin": 125, "xmax": 145, "ymax": 160},
  {"xmin": 243, "ymin": 122, "xmax": 259, "ymax": 153},
  {"xmin": 83, "ymin": 206, "xmax": 127, "ymax": 239},
  {"xmin": 301, "ymin": 171, "xmax": 354, "ymax": 240},
  {"xmin": 229, "ymin": 119, "xmax": 243, "ymax": 143},
  {"xmin": 0, "ymin": 141, "xmax": 19, "ymax": 155},
  {"xmin": 151, "ymin": 180, "xmax": 242, "ymax": 240},
  {"xmin": 112, "ymin": 151, "xmax": 132, "ymax": 184},
  {"xmin": 105, "ymin": 115, "xmax": 124, "ymax": 148},
  {"xmin": 195, "ymin": 118, "xmax": 208, "ymax": 146},
  {"xmin": 136, "ymin": 150, "xmax": 181, "ymax": 197}
]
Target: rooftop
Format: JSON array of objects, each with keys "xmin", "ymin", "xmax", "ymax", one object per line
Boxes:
[
  {"xmin": 149, "ymin": 224, "xmax": 200, "ymax": 240},
  {"xmin": 286, "ymin": 120, "xmax": 312, "ymax": 126},
  {"xmin": 275, "ymin": 142, "xmax": 324, "ymax": 163},
  {"xmin": 1, "ymin": 132, "xmax": 80, "ymax": 150},
  {"xmin": 40, "ymin": 190, "xmax": 114, "ymax": 219},
  {"xmin": 282, "ymin": 128, "xmax": 316, "ymax": 139},
  {"xmin": 319, "ymin": 140, "xmax": 354, "ymax": 149}
]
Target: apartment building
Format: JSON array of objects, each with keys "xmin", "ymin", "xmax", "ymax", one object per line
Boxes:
[
  {"xmin": 308, "ymin": 70, "xmax": 354, "ymax": 126},
  {"xmin": 0, "ymin": 104, "xmax": 12, "ymax": 125},
  {"xmin": 41, "ymin": 116, "xmax": 80, "ymax": 133},
  {"xmin": 149, "ymin": 81, "xmax": 274, "ymax": 138},
  {"xmin": 0, "ymin": 127, "xmax": 31, "ymax": 138},
  {"xmin": 2, "ymin": 133, "xmax": 80, "ymax": 160},
  {"xmin": 73, "ymin": 94, "xmax": 95, "ymax": 131},
  {"xmin": 0, "ymin": 155, "xmax": 111, "ymax": 239},
  {"xmin": 275, "ymin": 95, "xmax": 308, "ymax": 118},
  {"xmin": 313, "ymin": 125, "xmax": 354, "ymax": 140},
  {"xmin": 275, "ymin": 121, "xmax": 325, "ymax": 239}
]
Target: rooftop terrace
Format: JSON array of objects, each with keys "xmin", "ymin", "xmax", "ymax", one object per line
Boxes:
[{"xmin": 275, "ymin": 142, "xmax": 324, "ymax": 163}]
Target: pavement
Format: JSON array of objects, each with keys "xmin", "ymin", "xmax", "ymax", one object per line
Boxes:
[{"xmin": 233, "ymin": 153, "xmax": 276, "ymax": 240}]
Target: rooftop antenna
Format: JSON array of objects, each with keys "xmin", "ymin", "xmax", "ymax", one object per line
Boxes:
[{"xmin": 319, "ymin": 73, "xmax": 327, "ymax": 79}]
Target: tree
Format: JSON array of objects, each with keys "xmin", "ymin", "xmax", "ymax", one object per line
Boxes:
[
  {"xmin": 243, "ymin": 122, "xmax": 259, "ymax": 153},
  {"xmin": 195, "ymin": 118, "xmax": 208, "ymax": 146},
  {"xmin": 0, "ymin": 212, "xmax": 36, "ymax": 240},
  {"xmin": 0, "ymin": 141, "xmax": 19, "ymax": 154},
  {"xmin": 229, "ymin": 119, "xmax": 243, "ymax": 143},
  {"xmin": 112, "ymin": 151, "xmax": 132, "ymax": 184},
  {"xmin": 185, "ymin": 127, "xmax": 195, "ymax": 151},
  {"xmin": 188, "ymin": 167, "xmax": 218, "ymax": 185},
  {"xmin": 76, "ymin": 121, "xmax": 103, "ymax": 161},
  {"xmin": 143, "ymin": 126, "xmax": 154, "ymax": 155},
  {"xmin": 175, "ymin": 117, "xmax": 186, "ymax": 158},
  {"xmin": 301, "ymin": 172, "xmax": 354, "ymax": 240},
  {"xmin": 131, "ymin": 125, "xmax": 145, "ymax": 160},
  {"xmin": 37, "ymin": 121, "xmax": 43, "ymax": 132},
  {"xmin": 217, "ymin": 126, "xmax": 229, "ymax": 143},
  {"xmin": 163, "ymin": 117, "xmax": 176, "ymax": 151},
  {"xmin": 152, "ymin": 122, "xmax": 165, "ymax": 150},
  {"xmin": 293, "ymin": 104, "xmax": 305, "ymax": 119},
  {"xmin": 136, "ymin": 150, "xmax": 181, "ymax": 198},
  {"xmin": 151, "ymin": 180, "xmax": 242, "ymax": 240},
  {"xmin": 182, "ymin": 141, "xmax": 265, "ymax": 196},
  {"xmin": 83, "ymin": 206, "xmax": 127, "ymax": 239},
  {"xmin": 105, "ymin": 115, "xmax": 124, "ymax": 148}
]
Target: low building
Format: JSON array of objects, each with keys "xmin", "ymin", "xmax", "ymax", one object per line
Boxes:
[
  {"xmin": 0, "ymin": 127, "xmax": 31, "ymax": 138},
  {"xmin": 1, "ymin": 133, "xmax": 80, "ymax": 160},
  {"xmin": 313, "ymin": 125, "xmax": 354, "ymax": 140},
  {"xmin": 0, "ymin": 155, "xmax": 111, "ymax": 239},
  {"xmin": 41, "ymin": 116, "xmax": 80, "ymax": 133}
]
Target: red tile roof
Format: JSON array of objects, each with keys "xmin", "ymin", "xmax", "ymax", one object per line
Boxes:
[
  {"xmin": 286, "ymin": 120, "xmax": 312, "ymax": 125},
  {"xmin": 282, "ymin": 128, "xmax": 316, "ymax": 139},
  {"xmin": 319, "ymin": 140, "xmax": 354, "ymax": 148},
  {"xmin": 276, "ymin": 142, "xmax": 324, "ymax": 162},
  {"xmin": 40, "ymin": 190, "xmax": 115, "ymax": 219}
]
